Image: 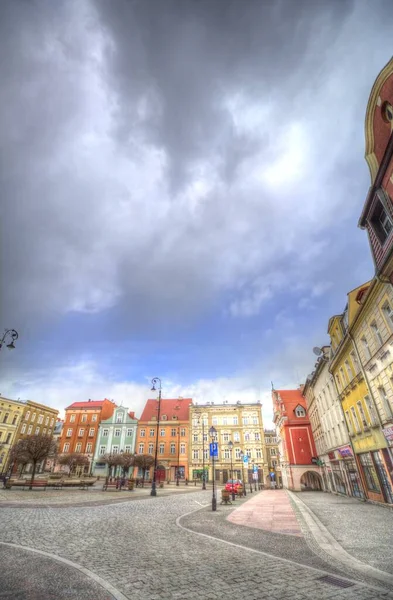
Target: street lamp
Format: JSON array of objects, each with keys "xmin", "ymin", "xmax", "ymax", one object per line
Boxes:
[
  {"xmin": 228, "ymin": 440, "xmax": 235, "ymax": 501},
  {"xmin": 0, "ymin": 329, "xmax": 18, "ymax": 352},
  {"xmin": 239, "ymin": 450, "xmax": 246, "ymax": 497},
  {"xmin": 195, "ymin": 412, "xmax": 207, "ymax": 490},
  {"xmin": 150, "ymin": 377, "xmax": 162, "ymax": 497},
  {"xmin": 209, "ymin": 426, "xmax": 217, "ymax": 511},
  {"xmin": 176, "ymin": 427, "xmax": 180, "ymax": 486}
]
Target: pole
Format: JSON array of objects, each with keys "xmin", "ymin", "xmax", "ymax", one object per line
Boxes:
[
  {"xmin": 176, "ymin": 427, "xmax": 180, "ymax": 486},
  {"xmin": 212, "ymin": 450, "xmax": 216, "ymax": 511},
  {"xmin": 201, "ymin": 418, "xmax": 206, "ymax": 490},
  {"xmin": 230, "ymin": 447, "xmax": 235, "ymax": 501},
  {"xmin": 151, "ymin": 382, "xmax": 162, "ymax": 497}
]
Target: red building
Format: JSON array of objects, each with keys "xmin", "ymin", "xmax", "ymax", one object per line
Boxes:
[{"xmin": 272, "ymin": 387, "xmax": 322, "ymax": 491}]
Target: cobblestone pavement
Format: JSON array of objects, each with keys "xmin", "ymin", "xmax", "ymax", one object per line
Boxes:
[
  {"xmin": 292, "ymin": 492, "xmax": 393, "ymax": 575},
  {"xmin": 0, "ymin": 490, "xmax": 391, "ymax": 600}
]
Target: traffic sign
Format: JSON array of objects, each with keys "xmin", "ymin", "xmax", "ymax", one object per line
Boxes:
[
  {"xmin": 243, "ymin": 455, "xmax": 249, "ymax": 465},
  {"xmin": 253, "ymin": 464, "xmax": 258, "ymax": 473},
  {"xmin": 209, "ymin": 442, "xmax": 218, "ymax": 457}
]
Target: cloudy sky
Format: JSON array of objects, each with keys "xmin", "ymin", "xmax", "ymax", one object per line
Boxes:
[{"xmin": 0, "ymin": 0, "xmax": 391, "ymax": 424}]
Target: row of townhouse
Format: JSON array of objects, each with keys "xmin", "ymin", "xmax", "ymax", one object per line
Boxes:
[
  {"xmin": 300, "ymin": 57, "xmax": 393, "ymax": 505},
  {"xmin": 0, "ymin": 396, "xmax": 58, "ymax": 474},
  {"xmin": 59, "ymin": 397, "xmax": 280, "ymax": 483}
]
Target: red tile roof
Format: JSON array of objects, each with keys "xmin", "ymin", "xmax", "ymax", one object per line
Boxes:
[
  {"xmin": 274, "ymin": 389, "xmax": 306, "ymax": 411},
  {"xmin": 65, "ymin": 400, "xmax": 113, "ymax": 410},
  {"xmin": 140, "ymin": 398, "xmax": 192, "ymax": 422}
]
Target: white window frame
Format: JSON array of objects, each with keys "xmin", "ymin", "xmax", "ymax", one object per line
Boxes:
[
  {"xmin": 70, "ymin": 414, "xmax": 75, "ymax": 423},
  {"xmin": 63, "ymin": 443, "xmax": 70, "ymax": 453},
  {"xmin": 370, "ymin": 320, "xmax": 383, "ymax": 347},
  {"xmin": 99, "ymin": 445, "xmax": 106, "ymax": 455}
]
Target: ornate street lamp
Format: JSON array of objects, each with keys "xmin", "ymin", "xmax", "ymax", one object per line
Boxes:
[
  {"xmin": 195, "ymin": 412, "xmax": 207, "ymax": 490},
  {"xmin": 209, "ymin": 425, "xmax": 217, "ymax": 511},
  {"xmin": 0, "ymin": 329, "xmax": 18, "ymax": 352},
  {"xmin": 228, "ymin": 440, "xmax": 235, "ymax": 501},
  {"xmin": 239, "ymin": 450, "xmax": 246, "ymax": 496},
  {"xmin": 150, "ymin": 377, "xmax": 162, "ymax": 497}
]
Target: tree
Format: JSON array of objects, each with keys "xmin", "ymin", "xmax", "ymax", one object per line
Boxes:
[
  {"xmin": 58, "ymin": 453, "xmax": 89, "ymax": 477},
  {"xmin": 134, "ymin": 454, "xmax": 154, "ymax": 487},
  {"xmin": 101, "ymin": 453, "xmax": 124, "ymax": 479},
  {"xmin": 13, "ymin": 435, "xmax": 56, "ymax": 489},
  {"xmin": 121, "ymin": 452, "xmax": 135, "ymax": 477},
  {"xmin": 7, "ymin": 443, "xmax": 29, "ymax": 477}
]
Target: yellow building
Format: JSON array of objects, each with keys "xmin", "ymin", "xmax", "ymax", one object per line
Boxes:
[
  {"xmin": 189, "ymin": 402, "xmax": 267, "ymax": 486},
  {"xmin": 328, "ymin": 282, "xmax": 393, "ymax": 504},
  {"xmin": 0, "ymin": 396, "xmax": 25, "ymax": 474}
]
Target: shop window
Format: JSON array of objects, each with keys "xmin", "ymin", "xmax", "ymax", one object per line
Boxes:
[{"xmin": 359, "ymin": 453, "xmax": 380, "ymax": 493}]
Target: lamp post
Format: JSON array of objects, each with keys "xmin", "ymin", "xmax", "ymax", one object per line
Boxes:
[
  {"xmin": 176, "ymin": 427, "xmax": 180, "ymax": 486},
  {"xmin": 239, "ymin": 450, "xmax": 246, "ymax": 497},
  {"xmin": 0, "ymin": 329, "xmax": 18, "ymax": 352},
  {"xmin": 150, "ymin": 377, "xmax": 162, "ymax": 497},
  {"xmin": 209, "ymin": 426, "xmax": 217, "ymax": 511},
  {"xmin": 195, "ymin": 412, "xmax": 207, "ymax": 490},
  {"xmin": 228, "ymin": 440, "xmax": 235, "ymax": 501}
]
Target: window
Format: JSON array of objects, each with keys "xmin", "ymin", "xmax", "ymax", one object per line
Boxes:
[
  {"xmin": 81, "ymin": 415, "xmax": 87, "ymax": 423},
  {"xmin": 243, "ymin": 417, "xmax": 249, "ymax": 425},
  {"xmin": 38, "ymin": 415, "xmax": 44, "ymax": 424},
  {"xmin": 252, "ymin": 417, "xmax": 258, "ymax": 425},
  {"xmin": 204, "ymin": 448, "xmax": 209, "ymax": 460},
  {"xmin": 140, "ymin": 429, "xmax": 146, "ymax": 437},
  {"xmin": 45, "ymin": 417, "xmax": 49, "ymax": 426},
  {"xmin": 50, "ymin": 418, "xmax": 54, "ymax": 427},
  {"xmin": 25, "ymin": 411, "xmax": 30, "ymax": 421},
  {"xmin": 370, "ymin": 320, "xmax": 383, "ymax": 347},
  {"xmin": 6, "ymin": 433, "xmax": 11, "ymax": 444},
  {"xmin": 149, "ymin": 429, "xmax": 155, "ymax": 437},
  {"xmin": 79, "ymin": 428, "xmax": 85, "ymax": 437},
  {"xmin": 235, "ymin": 448, "xmax": 241, "ymax": 459},
  {"xmin": 344, "ymin": 360, "xmax": 354, "ymax": 381},
  {"xmin": 350, "ymin": 351, "xmax": 360, "ymax": 374},
  {"xmin": 345, "ymin": 411, "xmax": 353, "ymax": 435},
  {"xmin": 356, "ymin": 401, "xmax": 368, "ymax": 428},
  {"xmin": 171, "ymin": 428, "xmax": 176, "ymax": 437},
  {"xmin": 170, "ymin": 443, "xmax": 176, "ymax": 454},
  {"xmin": 295, "ymin": 406, "xmax": 306, "ymax": 417},
  {"xmin": 378, "ymin": 387, "xmax": 393, "ymax": 419},
  {"xmin": 244, "ymin": 432, "xmax": 250, "ymax": 441},
  {"xmin": 359, "ymin": 453, "xmax": 380, "ymax": 492},
  {"xmin": 102, "ymin": 429, "xmax": 109, "ymax": 437},
  {"xmin": 361, "ymin": 336, "xmax": 371, "ymax": 360},
  {"xmin": 86, "ymin": 443, "xmax": 92, "ymax": 453},
  {"xmin": 212, "ymin": 417, "xmax": 218, "ymax": 425},
  {"xmin": 233, "ymin": 416, "xmax": 238, "ymax": 425},
  {"xmin": 63, "ymin": 443, "xmax": 70, "ymax": 453},
  {"xmin": 246, "ymin": 449, "xmax": 251, "ymax": 458},
  {"xmin": 223, "ymin": 433, "xmax": 229, "ymax": 442},
  {"xmin": 335, "ymin": 374, "xmax": 342, "ymax": 391},
  {"xmin": 193, "ymin": 434, "xmax": 199, "ymax": 443},
  {"xmin": 223, "ymin": 417, "xmax": 227, "ymax": 425},
  {"xmin": 126, "ymin": 428, "xmax": 133, "ymax": 437},
  {"xmin": 21, "ymin": 424, "xmax": 26, "ymax": 434},
  {"xmin": 180, "ymin": 443, "xmax": 186, "ymax": 455},
  {"xmin": 272, "ymin": 460, "xmax": 277, "ymax": 467},
  {"xmin": 138, "ymin": 443, "xmax": 144, "ymax": 453},
  {"xmin": 160, "ymin": 429, "xmax": 165, "ymax": 437},
  {"xmin": 70, "ymin": 414, "xmax": 75, "ymax": 423},
  {"xmin": 35, "ymin": 427, "xmax": 40, "ymax": 435},
  {"xmin": 27, "ymin": 425, "xmax": 32, "ymax": 435},
  {"xmin": 382, "ymin": 301, "xmax": 393, "ymax": 329},
  {"xmin": 364, "ymin": 395, "xmax": 378, "ymax": 425},
  {"xmin": 75, "ymin": 442, "xmax": 82, "ymax": 452},
  {"xmin": 159, "ymin": 443, "xmax": 165, "ymax": 455},
  {"xmin": 112, "ymin": 446, "xmax": 119, "ymax": 454},
  {"xmin": 270, "ymin": 448, "xmax": 276, "ymax": 456},
  {"xmin": 203, "ymin": 433, "xmax": 208, "ymax": 442},
  {"xmin": 148, "ymin": 443, "xmax": 154, "ymax": 454},
  {"xmin": 114, "ymin": 429, "xmax": 121, "ymax": 437},
  {"xmin": 161, "ymin": 415, "xmax": 167, "ymax": 421},
  {"xmin": 223, "ymin": 448, "xmax": 230, "ymax": 459},
  {"xmin": 350, "ymin": 407, "xmax": 361, "ymax": 433},
  {"xmin": 67, "ymin": 428, "xmax": 73, "ymax": 437},
  {"xmin": 382, "ymin": 101, "xmax": 393, "ymax": 123},
  {"xmin": 92, "ymin": 415, "xmax": 97, "ymax": 422},
  {"xmin": 87, "ymin": 428, "xmax": 94, "ymax": 437},
  {"xmin": 256, "ymin": 448, "xmax": 262, "ymax": 459},
  {"xmin": 116, "ymin": 413, "xmax": 123, "ymax": 423},
  {"xmin": 180, "ymin": 428, "xmax": 186, "ymax": 437},
  {"xmin": 234, "ymin": 432, "xmax": 240, "ymax": 442},
  {"xmin": 31, "ymin": 413, "xmax": 36, "ymax": 422},
  {"xmin": 254, "ymin": 432, "xmax": 260, "ymax": 441},
  {"xmin": 339, "ymin": 367, "xmax": 347, "ymax": 386},
  {"xmin": 193, "ymin": 449, "xmax": 199, "ymax": 460},
  {"xmin": 99, "ymin": 446, "xmax": 106, "ymax": 455},
  {"xmin": 371, "ymin": 198, "xmax": 393, "ymax": 244},
  {"xmin": 125, "ymin": 445, "xmax": 131, "ymax": 452}
]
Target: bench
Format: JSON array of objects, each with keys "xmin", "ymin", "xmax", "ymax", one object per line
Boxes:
[
  {"xmin": 50, "ymin": 480, "xmax": 64, "ymax": 490},
  {"xmin": 102, "ymin": 482, "xmax": 122, "ymax": 491},
  {"xmin": 23, "ymin": 480, "xmax": 48, "ymax": 491},
  {"xmin": 4, "ymin": 479, "xmax": 26, "ymax": 490},
  {"xmin": 79, "ymin": 481, "xmax": 89, "ymax": 491}
]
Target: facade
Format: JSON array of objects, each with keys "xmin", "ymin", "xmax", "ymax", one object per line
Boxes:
[
  {"xmin": 46, "ymin": 418, "xmax": 64, "ymax": 472},
  {"xmin": 264, "ymin": 429, "xmax": 282, "ymax": 487},
  {"xmin": 189, "ymin": 402, "xmax": 267, "ymax": 485},
  {"xmin": 92, "ymin": 406, "xmax": 138, "ymax": 476},
  {"xmin": 303, "ymin": 346, "xmax": 364, "ymax": 499},
  {"xmin": 0, "ymin": 397, "xmax": 25, "ymax": 474},
  {"xmin": 135, "ymin": 398, "xmax": 192, "ymax": 481},
  {"xmin": 272, "ymin": 388, "xmax": 321, "ymax": 491},
  {"xmin": 59, "ymin": 399, "xmax": 116, "ymax": 474},
  {"xmin": 16, "ymin": 400, "xmax": 58, "ymax": 442}
]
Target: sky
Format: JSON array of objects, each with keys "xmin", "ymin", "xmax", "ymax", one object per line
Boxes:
[{"xmin": 0, "ymin": 0, "xmax": 392, "ymax": 426}]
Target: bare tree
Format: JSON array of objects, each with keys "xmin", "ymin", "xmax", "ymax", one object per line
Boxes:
[
  {"xmin": 121, "ymin": 452, "xmax": 135, "ymax": 477},
  {"xmin": 13, "ymin": 435, "xmax": 56, "ymax": 489},
  {"xmin": 58, "ymin": 453, "xmax": 90, "ymax": 477},
  {"xmin": 6, "ymin": 443, "xmax": 29, "ymax": 477},
  {"xmin": 134, "ymin": 454, "xmax": 154, "ymax": 487},
  {"xmin": 101, "ymin": 453, "xmax": 124, "ymax": 480}
]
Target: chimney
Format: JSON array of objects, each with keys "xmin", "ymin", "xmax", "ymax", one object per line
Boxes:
[{"xmin": 129, "ymin": 411, "xmax": 135, "ymax": 419}]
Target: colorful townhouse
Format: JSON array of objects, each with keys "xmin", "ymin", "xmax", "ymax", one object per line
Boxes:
[
  {"xmin": 59, "ymin": 399, "xmax": 116, "ymax": 475},
  {"xmin": 135, "ymin": 398, "xmax": 192, "ymax": 482},
  {"xmin": 264, "ymin": 429, "xmax": 282, "ymax": 488},
  {"xmin": 92, "ymin": 406, "xmax": 138, "ymax": 476},
  {"xmin": 0, "ymin": 397, "xmax": 25, "ymax": 474},
  {"xmin": 189, "ymin": 401, "xmax": 267, "ymax": 485},
  {"xmin": 272, "ymin": 388, "xmax": 320, "ymax": 491}
]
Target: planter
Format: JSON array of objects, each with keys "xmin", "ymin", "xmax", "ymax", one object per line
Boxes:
[
  {"xmin": 159, "ymin": 483, "xmax": 164, "ymax": 488},
  {"xmin": 128, "ymin": 482, "xmax": 135, "ymax": 491}
]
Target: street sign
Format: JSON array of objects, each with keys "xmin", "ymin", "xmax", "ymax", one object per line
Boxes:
[
  {"xmin": 209, "ymin": 442, "xmax": 218, "ymax": 457},
  {"xmin": 243, "ymin": 455, "xmax": 249, "ymax": 465},
  {"xmin": 253, "ymin": 464, "xmax": 258, "ymax": 473}
]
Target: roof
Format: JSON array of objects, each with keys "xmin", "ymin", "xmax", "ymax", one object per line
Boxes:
[
  {"xmin": 65, "ymin": 400, "xmax": 112, "ymax": 410},
  {"xmin": 139, "ymin": 398, "xmax": 193, "ymax": 422},
  {"xmin": 274, "ymin": 389, "xmax": 306, "ymax": 411}
]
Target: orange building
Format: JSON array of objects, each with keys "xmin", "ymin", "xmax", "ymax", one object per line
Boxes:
[
  {"xmin": 59, "ymin": 399, "xmax": 116, "ymax": 473},
  {"xmin": 135, "ymin": 398, "xmax": 192, "ymax": 481}
]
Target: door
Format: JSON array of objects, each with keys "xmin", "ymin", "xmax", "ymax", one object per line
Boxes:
[{"xmin": 372, "ymin": 451, "xmax": 393, "ymax": 504}]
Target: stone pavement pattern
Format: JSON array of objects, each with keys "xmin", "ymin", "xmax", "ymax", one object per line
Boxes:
[
  {"xmin": 0, "ymin": 490, "xmax": 391, "ymax": 600},
  {"xmin": 294, "ymin": 492, "xmax": 393, "ymax": 575},
  {"xmin": 228, "ymin": 489, "xmax": 302, "ymax": 535}
]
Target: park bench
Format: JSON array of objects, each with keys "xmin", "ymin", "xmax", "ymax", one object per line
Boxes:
[
  {"xmin": 102, "ymin": 482, "xmax": 121, "ymax": 491},
  {"xmin": 79, "ymin": 481, "xmax": 89, "ymax": 491},
  {"xmin": 23, "ymin": 480, "xmax": 48, "ymax": 491},
  {"xmin": 4, "ymin": 479, "xmax": 26, "ymax": 490},
  {"xmin": 50, "ymin": 480, "xmax": 64, "ymax": 490}
]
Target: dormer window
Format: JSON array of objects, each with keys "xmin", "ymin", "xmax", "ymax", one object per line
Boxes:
[
  {"xmin": 161, "ymin": 415, "xmax": 167, "ymax": 420},
  {"xmin": 116, "ymin": 413, "xmax": 124, "ymax": 423},
  {"xmin": 370, "ymin": 196, "xmax": 393, "ymax": 245},
  {"xmin": 295, "ymin": 405, "xmax": 306, "ymax": 418}
]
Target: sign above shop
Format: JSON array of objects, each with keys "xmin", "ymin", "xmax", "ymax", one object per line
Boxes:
[
  {"xmin": 383, "ymin": 426, "xmax": 393, "ymax": 442},
  {"xmin": 337, "ymin": 445, "xmax": 353, "ymax": 458},
  {"xmin": 328, "ymin": 451, "xmax": 336, "ymax": 460}
]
